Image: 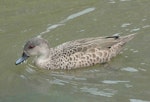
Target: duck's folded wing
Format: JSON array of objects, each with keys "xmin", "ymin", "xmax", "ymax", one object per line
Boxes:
[{"xmin": 51, "ymin": 36, "xmax": 120, "ymax": 59}]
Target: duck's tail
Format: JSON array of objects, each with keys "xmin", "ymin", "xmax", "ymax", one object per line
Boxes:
[
  {"xmin": 119, "ymin": 33, "xmax": 136, "ymax": 44},
  {"xmin": 110, "ymin": 33, "xmax": 136, "ymax": 57}
]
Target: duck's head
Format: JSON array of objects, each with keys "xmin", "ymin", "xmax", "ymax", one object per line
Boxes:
[{"xmin": 15, "ymin": 37, "xmax": 50, "ymax": 65}]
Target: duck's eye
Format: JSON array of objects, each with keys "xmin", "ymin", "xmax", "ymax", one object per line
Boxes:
[{"xmin": 28, "ymin": 45, "xmax": 35, "ymax": 49}]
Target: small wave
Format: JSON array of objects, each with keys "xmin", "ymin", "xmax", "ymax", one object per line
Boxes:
[
  {"xmin": 80, "ymin": 87, "xmax": 117, "ymax": 97},
  {"xmin": 47, "ymin": 78, "xmax": 69, "ymax": 86},
  {"xmin": 121, "ymin": 23, "xmax": 131, "ymax": 28},
  {"xmin": 121, "ymin": 67, "xmax": 138, "ymax": 72},
  {"xmin": 130, "ymin": 99, "xmax": 150, "ymax": 102},
  {"xmin": 102, "ymin": 80, "xmax": 130, "ymax": 84},
  {"xmin": 38, "ymin": 7, "xmax": 95, "ymax": 37}
]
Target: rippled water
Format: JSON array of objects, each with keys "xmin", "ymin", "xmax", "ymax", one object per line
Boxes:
[{"xmin": 0, "ymin": 0, "xmax": 150, "ymax": 102}]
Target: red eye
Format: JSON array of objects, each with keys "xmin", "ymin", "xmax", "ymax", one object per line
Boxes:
[{"xmin": 28, "ymin": 45, "xmax": 35, "ymax": 49}]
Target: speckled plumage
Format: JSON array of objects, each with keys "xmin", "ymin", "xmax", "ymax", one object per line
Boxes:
[{"xmin": 16, "ymin": 34, "xmax": 136, "ymax": 69}]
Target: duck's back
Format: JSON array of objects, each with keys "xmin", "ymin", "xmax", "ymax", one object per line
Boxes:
[{"xmin": 49, "ymin": 34, "xmax": 135, "ymax": 69}]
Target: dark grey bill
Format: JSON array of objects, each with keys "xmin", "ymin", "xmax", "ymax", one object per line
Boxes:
[{"xmin": 15, "ymin": 52, "xmax": 29, "ymax": 65}]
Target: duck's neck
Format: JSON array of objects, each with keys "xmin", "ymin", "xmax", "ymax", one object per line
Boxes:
[{"xmin": 34, "ymin": 49, "xmax": 51, "ymax": 68}]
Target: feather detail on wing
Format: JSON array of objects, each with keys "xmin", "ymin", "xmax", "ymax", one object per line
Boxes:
[{"xmin": 51, "ymin": 35, "xmax": 121, "ymax": 59}]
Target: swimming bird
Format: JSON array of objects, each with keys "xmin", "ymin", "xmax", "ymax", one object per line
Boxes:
[{"xmin": 15, "ymin": 34, "xmax": 135, "ymax": 70}]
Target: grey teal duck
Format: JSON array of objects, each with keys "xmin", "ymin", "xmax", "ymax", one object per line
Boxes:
[{"xmin": 16, "ymin": 34, "xmax": 136, "ymax": 69}]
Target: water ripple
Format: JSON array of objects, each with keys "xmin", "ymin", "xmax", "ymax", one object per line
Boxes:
[
  {"xmin": 121, "ymin": 67, "xmax": 138, "ymax": 72},
  {"xmin": 51, "ymin": 73, "xmax": 87, "ymax": 81},
  {"xmin": 80, "ymin": 87, "xmax": 117, "ymax": 97},
  {"xmin": 121, "ymin": 23, "xmax": 131, "ymax": 28},
  {"xmin": 38, "ymin": 7, "xmax": 95, "ymax": 37},
  {"xmin": 130, "ymin": 99, "xmax": 150, "ymax": 102},
  {"xmin": 47, "ymin": 78, "xmax": 69, "ymax": 86},
  {"xmin": 130, "ymin": 28, "xmax": 140, "ymax": 32},
  {"xmin": 102, "ymin": 80, "xmax": 130, "ymax": 84}
]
